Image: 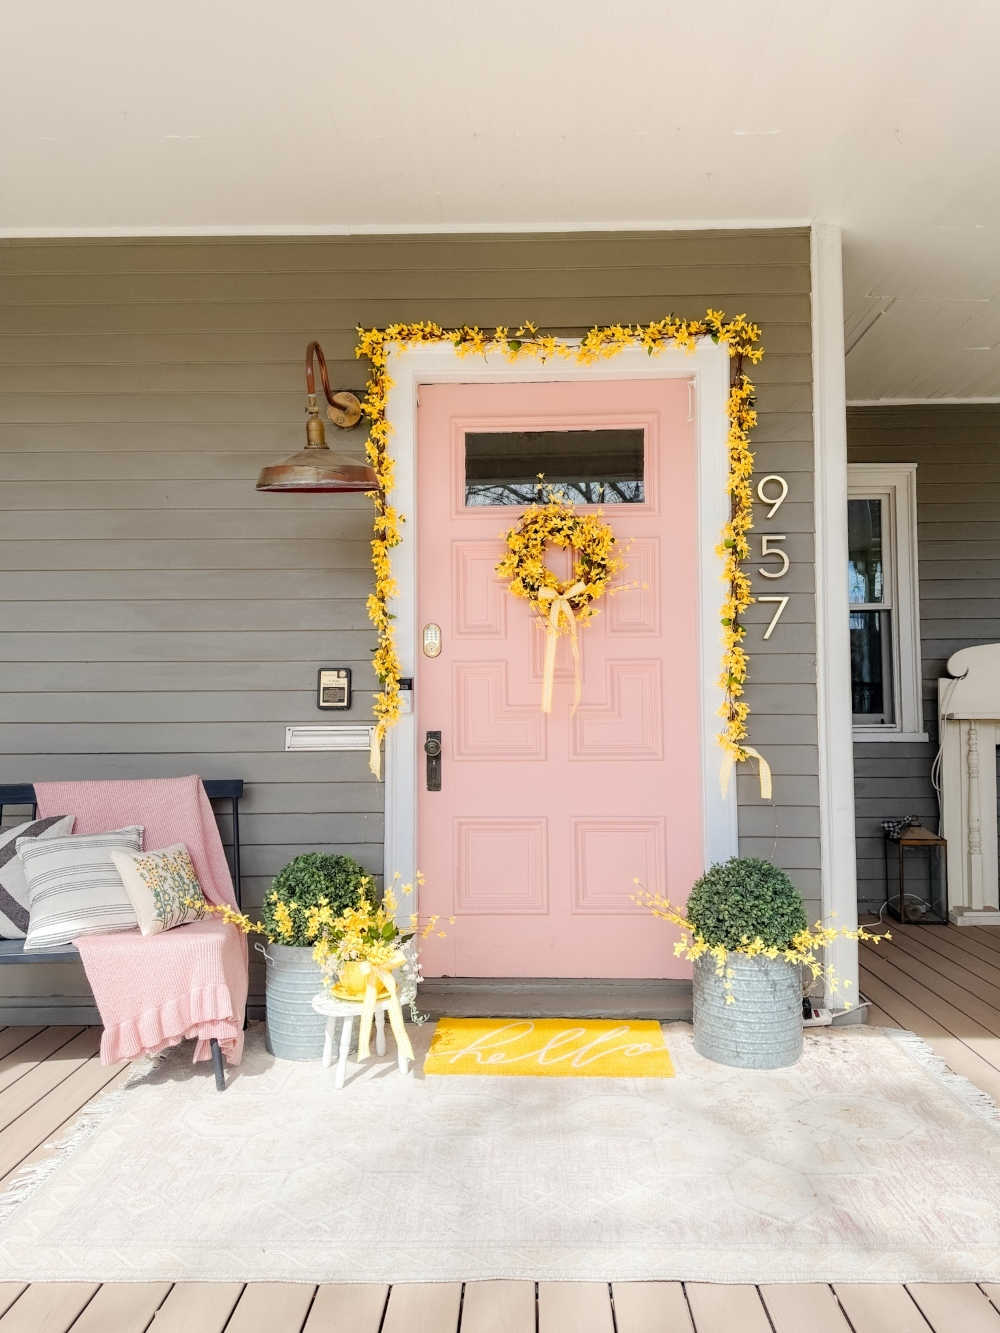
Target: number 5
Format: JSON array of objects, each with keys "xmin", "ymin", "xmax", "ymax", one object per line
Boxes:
[
  {"xmin": 759, "ymin": 595, "xmax": 789, "ymax": 641},
  {"xmin": 758, "ymin": 535, "xmax": 789, "ymax": 579}
]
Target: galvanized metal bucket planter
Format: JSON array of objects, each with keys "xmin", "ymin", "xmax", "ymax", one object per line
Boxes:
[
  {"xmin": 692, "ymin": 952, "xmax": 803, "ymax": 1069},
  {"xmin": 258, "ymin": 942, "xmax": 328, "ymax": 1061}
]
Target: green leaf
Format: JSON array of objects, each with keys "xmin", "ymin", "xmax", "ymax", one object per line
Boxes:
[{"xmin": 507, "ymin": 339, "xmax": 522, "ymax": 353}]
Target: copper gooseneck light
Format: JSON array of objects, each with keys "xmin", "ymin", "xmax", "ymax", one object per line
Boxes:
[{"xmin": 255, "ymin": 341, "xmax": 377, "ymax": 493}]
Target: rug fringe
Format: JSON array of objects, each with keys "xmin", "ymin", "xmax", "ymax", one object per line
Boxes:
[{"xmin": 884, "ymin": 1026, "xmax": 1000, "ymax": 1124}]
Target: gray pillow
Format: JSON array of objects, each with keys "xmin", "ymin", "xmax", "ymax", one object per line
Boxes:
[
  {"xmin": 0, "ymin": 815, "xmax": 75, "ymax": 938},
  {"xmin": 18, "ymin": 826, "xmax": 144, "ymax": 951}
]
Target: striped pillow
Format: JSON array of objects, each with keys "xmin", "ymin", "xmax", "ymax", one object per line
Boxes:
[
  {"xmin": 18, "ymin": 826, "xmax": 144, "ymax": 952},
  {"xmin": 0, "ymin": 815, "xmax": 76, "ymax": 938}
]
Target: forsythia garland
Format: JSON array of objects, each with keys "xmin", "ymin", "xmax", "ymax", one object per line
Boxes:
[{"xmin": 355, "ymin": 311, "xmax": 764, "ymax": 778}]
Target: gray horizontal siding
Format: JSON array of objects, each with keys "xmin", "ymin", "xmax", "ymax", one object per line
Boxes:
[
  {"xmin": 848, "ymin": 404, "xmax": 1000, "ymax": 910},
  {"xmin": 0, "ymin": 233, "xmax": 810, "ymax": 272},
  {"xmin": 0, "ymin": 229, "xmax": 817, "ymax": 1016}
]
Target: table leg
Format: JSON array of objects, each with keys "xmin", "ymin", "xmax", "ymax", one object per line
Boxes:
[
  {"xmin": 335, "ymin": 1015, "xmax": 354, "ymax": 1090},
  {"xmin": 397, "ymin": 1045, "xmax": 411, "ymax": 1077},
  {"xmin": 322, "ymin": 1017, "xmax": 335, "ymax": 1069},
  {"xmin": 375, "ymin": 1007, "xmax": 387, "ymax": 1057}
]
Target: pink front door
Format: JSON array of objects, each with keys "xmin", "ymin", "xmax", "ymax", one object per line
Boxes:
[{"xmin": 416, "ymin": 379, "xmax": 703, "ymax": 978}]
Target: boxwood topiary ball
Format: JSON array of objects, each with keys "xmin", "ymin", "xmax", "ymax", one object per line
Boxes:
[
  {"xmin": 271, "ymin": 853, "xmax": 371, "ymax": 915},
  {"xmin": 264, "ymin": 853, "xmax": 372, "ymax": 946},
  {"xmin": 685, "ymin": 857, "xmax": 807, "ymax": 951}
]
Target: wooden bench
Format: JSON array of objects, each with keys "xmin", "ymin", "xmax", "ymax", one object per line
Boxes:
[{"xmin": 0, "ymin": 780, "xmax": 246, "ymax": 1089}]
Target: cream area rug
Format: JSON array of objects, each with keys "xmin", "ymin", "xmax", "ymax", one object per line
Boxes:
[{"xmin": 0, "ymin": 1022, "xmax": 999, "ymax": 1284}]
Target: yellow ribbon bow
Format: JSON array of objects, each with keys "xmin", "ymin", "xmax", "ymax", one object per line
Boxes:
[
  {"xmin": 369, "ymin": 724, "xmax": 383, "ymax": 781},
  {"xmin": 719, "ymin": 746, "xmax": 773, "ymax": 801},
  {"xmin": 357, "ymin": 955, "xmax": 415, "ymax": 1065},
  {"xmin": 536, "ymin": 582, "xmax": 586, "ymax": 715}
]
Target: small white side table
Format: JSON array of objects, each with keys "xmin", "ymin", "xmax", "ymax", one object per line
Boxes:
[{"xmin": 311, "ymin": 992, "xmax": 412, "ymax": 1089}]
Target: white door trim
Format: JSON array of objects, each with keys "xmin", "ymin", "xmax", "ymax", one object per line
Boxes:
[
  {"xmin": 811, "ymin": 222, "xmax": 860, "ymax": 1006},
  {"xmin": 382, "ymin": 340, "xmax": 738, "ymax": 909}
]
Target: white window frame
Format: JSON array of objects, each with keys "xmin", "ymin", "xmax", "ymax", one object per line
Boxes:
[{"xmin": 847, "ymin": 462, "xmax": 924, "ymax": 741}]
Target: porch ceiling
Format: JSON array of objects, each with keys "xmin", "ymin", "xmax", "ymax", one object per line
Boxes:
[{"xmin": 2, "ymin": 0, "xmax": 998, "ymax": 402}]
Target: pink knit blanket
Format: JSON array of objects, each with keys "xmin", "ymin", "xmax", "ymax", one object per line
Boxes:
[{"xmin": 35, "ymin": 776, "xmax": 248, "ymax": 1066}]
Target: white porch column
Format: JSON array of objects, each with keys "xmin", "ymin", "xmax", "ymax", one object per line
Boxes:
[{"xmin": 811, "ymin": 223, "xmax": 859, "ymax": 1007}]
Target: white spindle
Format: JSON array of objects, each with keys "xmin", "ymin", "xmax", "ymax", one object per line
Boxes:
[{"xmin": 968, "ymin": 719, "xmax": 985, "ymax": 909}]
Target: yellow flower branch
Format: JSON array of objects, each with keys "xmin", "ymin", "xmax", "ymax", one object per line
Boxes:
[
  {"xmin": 633, "ymin": 885, "xmax": 888, "ymax": 1006},
  {"xmin": 355, "ymin": 311, "xmax": 764, "ymax": 778}
]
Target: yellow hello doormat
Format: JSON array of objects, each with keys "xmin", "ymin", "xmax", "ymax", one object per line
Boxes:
[{"xmin": 424, "ymin": 1017, "xmax": 674, "ymax": 1078}]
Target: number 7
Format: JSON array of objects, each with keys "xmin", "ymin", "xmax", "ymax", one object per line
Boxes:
[{"xmin": 758, "ymin": 595, "xmax": 789, "ymax": 641}]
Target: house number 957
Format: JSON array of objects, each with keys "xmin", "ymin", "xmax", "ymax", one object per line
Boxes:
[{"xmin": 755, "ymin": 474, "xmax": 790, "ymax": 641}]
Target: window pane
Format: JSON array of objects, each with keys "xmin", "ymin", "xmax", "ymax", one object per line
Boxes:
[
  {"xmin": 851, "ymin": 609, "xmax": 894, "ymax": 722},
  {"xmin": 848, "ymin": 498, "xmax": 884, "ymax": 603},
  {"xmin": 464, "ymin": 428, "xmax": 644, "ymax": 506}
]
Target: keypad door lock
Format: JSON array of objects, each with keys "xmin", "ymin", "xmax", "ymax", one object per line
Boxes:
[{"xmin": 424, "ymin": 730, "xmax": 442, "ymax": 791}]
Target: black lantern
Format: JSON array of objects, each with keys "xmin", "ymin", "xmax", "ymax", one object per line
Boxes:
[{"xmin": 882, "ymin": 818, "xmax": 948, "ymax": 923}]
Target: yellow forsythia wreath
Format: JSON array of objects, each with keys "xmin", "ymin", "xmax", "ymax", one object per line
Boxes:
[{"xmin": 494, "ymin": 493, "xmax": 624, "ymax": 626}]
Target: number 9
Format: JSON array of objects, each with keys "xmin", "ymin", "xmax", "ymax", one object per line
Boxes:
[{"xmin": 756, "ymin": 474, "xmax": 788, "ymax": 519}]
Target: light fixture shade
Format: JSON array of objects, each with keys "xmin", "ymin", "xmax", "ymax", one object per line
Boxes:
[
  {"xmin": 255, "ymin": 442, "xmax": 377, "ymax": 493},
  {"xmin": 256, "ymin": 347, "xmax": 376, "ymax": 493}
]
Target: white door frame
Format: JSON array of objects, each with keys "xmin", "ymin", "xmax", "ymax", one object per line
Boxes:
[{"xmin": 382, "ymin": 340, "xmax": 739, "ymax": 908}]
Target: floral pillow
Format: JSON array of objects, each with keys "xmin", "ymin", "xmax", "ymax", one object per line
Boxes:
[{"xmin": 111, "ymin": 843, "xmax": 208, "ymax": 937}]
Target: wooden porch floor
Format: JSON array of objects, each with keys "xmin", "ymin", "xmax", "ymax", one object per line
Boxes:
[{"xmin": 0, "ymin": 921, "xmax": 998, "ymax": 1331}]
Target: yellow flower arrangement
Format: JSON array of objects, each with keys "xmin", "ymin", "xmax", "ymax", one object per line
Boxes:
[
  {"xmin": 195, "ymin": 870, "xmax": 450, "ymax": 1066},
  {"xmin": 634, "ymin": 883, "xmax": 887, "ymax": 1007},
  {"xmin": 192, "ymin": 870, "xmax": 450, "ymax": 968},
  {"xmin": 355, "ymin": 311, "xmax": 764, "ymax": 777},
  {"xmin": 310, "ymin": 873, "xmax": 452, "ymax": 987}
]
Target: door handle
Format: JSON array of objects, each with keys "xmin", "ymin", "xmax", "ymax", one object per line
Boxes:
[{"xmin": 424, "ymin": 730, "xmax": 442, "ymax": 791}]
